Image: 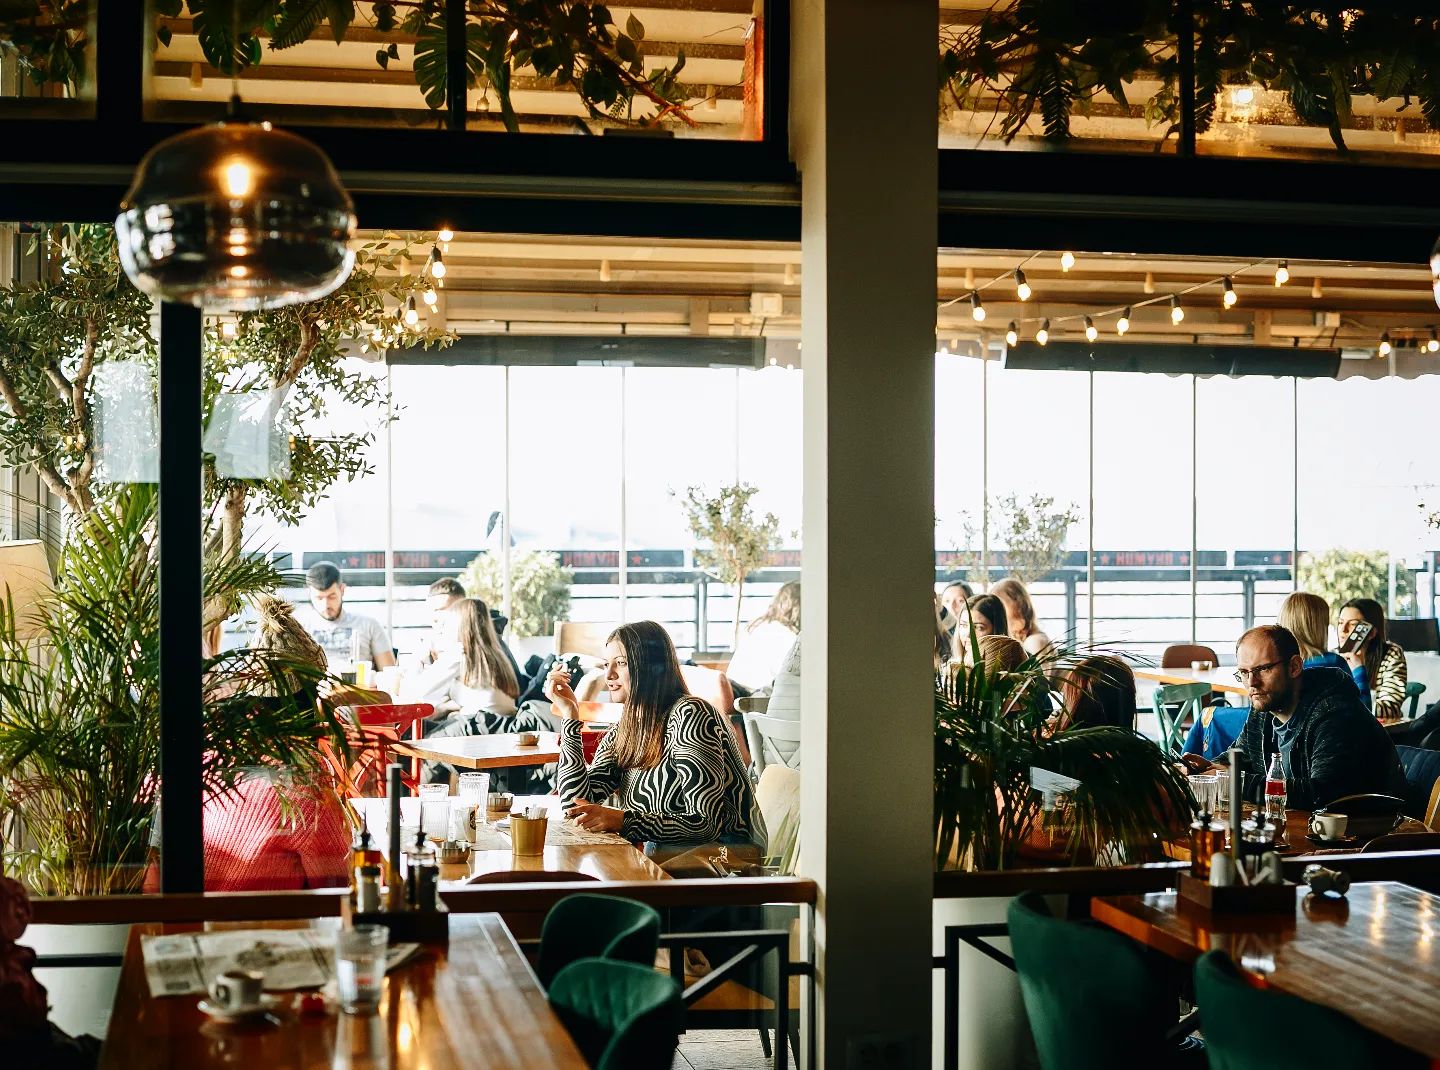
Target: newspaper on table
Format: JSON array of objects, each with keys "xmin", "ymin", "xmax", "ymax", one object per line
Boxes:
[{"xmin": 140, "ymin": 929, "xmax": 420, "ymax": 997}]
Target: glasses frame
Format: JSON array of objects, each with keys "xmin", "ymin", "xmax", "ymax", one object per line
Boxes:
[{"xmin": 1233, "ymin": 659, "xmax": 1286, "ymax": 684}]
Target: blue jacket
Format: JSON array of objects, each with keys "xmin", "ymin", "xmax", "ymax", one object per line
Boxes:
[{"xmin": 1183, "ymin": 706, "xmax": 1250, "ymax": 760}]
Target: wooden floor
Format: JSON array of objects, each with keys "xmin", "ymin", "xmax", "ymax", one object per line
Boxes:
[{"xmin": 675, "ymin": 1029, "xmax": 783, "ymax": 1070}]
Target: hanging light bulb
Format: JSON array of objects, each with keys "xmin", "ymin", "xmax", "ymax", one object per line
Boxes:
[
  {"xmin": 1222, "ymin": 276, "xmax": 1238, "ymax": 309},
  {"xmin": 1170, "ymin": 295, "xmax": 1185, "ymax": 325},
  {"xmin": 1274, "ymin": 261, "xmax": 1290, "ymax": 286},
  {"xmin": 404, "ymin": 295, "xmax": 419, "ymax": 327},
  {"xmin": 970, "ymin": 291, "xmax": 986, "ymax": 322},
  {"xmin": 1005, "ymin": 321, "xmax": 1019, "ymax": 347},
  {"xmin": 1015, "ymin": 269, "xmax": 1032, "ymax": 301},
  {"xmin": 1117, "ymin": 307, "xmax": 1131, "ymax": 335},
  {"xmin": 422, "ymin": 286, "xmax": 438, "ymax": 306},
  {"xmin": 1429, "ymin": 328, "xmax": 1439, "ymax": 353},
  {"xmin": 115, "ymin": 96, "xmax": 355, "ymax": 310},
  {"xmin": 428, "ymin": 245, "xmax": 447, "ymax": 279},
  {"xmin": 1059, "ymin": 251, "xmax": 1076, "ymax": 272},
  {"xmin": 1035, "ymin": 319, "xmax": 1050, "ymax": 346},
  {"xmin": 1379, "ymin": 331, "xmax": 1392, "ymax": 357},
  {"xmin": 1084, "ymin": 316, "xmax": 1098, "ymax": 342},
  {"xmin": 1143, "ymin": 271, "xmax": 1156, "ymax": 295},
  {"xmin": 437, "ymin": 226, "xmax": 454, "ymax": 243}
]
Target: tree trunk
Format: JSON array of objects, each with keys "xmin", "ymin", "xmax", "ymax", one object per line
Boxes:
[
  {"xmin": 202, "ymin": 484, "xmax": 248, "ymax": 632},
  {"xmin": 731, "ymin": 572, "xmax": 745, "ymax": 652}
]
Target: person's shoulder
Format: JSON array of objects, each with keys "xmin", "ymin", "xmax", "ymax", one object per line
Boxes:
[{"xmin": 667, "ymin": 695, "xmax": 721, "ymax": 729}]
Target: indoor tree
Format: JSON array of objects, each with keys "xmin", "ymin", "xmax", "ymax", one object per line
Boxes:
[
  {"xmin": 459, "ymin": 548, "xmax": 572, "ymax": 639},
  {"xmin": 992, "ymin": 492, "xmax": 1080, "ymax": 585},
  {"xmin": 679, "ymin": 483, "xmax": 782, "ymax": 652}
]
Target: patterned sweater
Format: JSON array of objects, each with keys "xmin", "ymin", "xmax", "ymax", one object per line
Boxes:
[
  {"xmin": 1370, "ymin": 641, "xmax": 1408, "ymax": 721},
  {"xmin": 556, "ymin": 696, "xmax": 766, "ymax": 849}
]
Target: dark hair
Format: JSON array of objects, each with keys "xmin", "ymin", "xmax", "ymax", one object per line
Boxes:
[
  {"xmin": 942, "ymin": 581, "xmax": 973, "ymax": 601},
  {"xmin": 305, "ymin": 561, "xmax": 341, "ymax": 591},
  {"xmin": 1059, "ymin": 656, "xmax": 1136, "ymax": 731},
  {"xmin": 608, "ymin": 621, "xmax": 689, "ymax": 770},
  {"xmin": 967, "ymin": 594, "xmax": 1008, "ymax": 637},
  {"xmin": 1341, "ymin": 597, "xmax": 1388, "ymax": 685},
  {"xmin": 428, "ymin": 577, "xmax": 465, "ymax": 599},
  {"xmin": 1237, "ymin": 624, "xmax": 1301, "ymax": 665}
]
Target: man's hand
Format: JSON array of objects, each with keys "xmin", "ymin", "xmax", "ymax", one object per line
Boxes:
[
  {"xmin": 565, "ymin": 801, "xmax": 623, "ymax": 833},
  {"xmin": 1179, "ymin": 753, "xmax": 1217, "ymax": 774}
]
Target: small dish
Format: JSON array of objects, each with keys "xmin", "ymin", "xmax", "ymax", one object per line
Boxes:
[
  {"xmin": 1305, "ymin": 833, "xmax": 1359, "ymax": 849},
  {"xmin": 198, "ymin": 993, "xmax": 281, "ymax": 1024},
  {"xmin": 516, "ymin": 732, "xmax": 539, "ymax": 747}
]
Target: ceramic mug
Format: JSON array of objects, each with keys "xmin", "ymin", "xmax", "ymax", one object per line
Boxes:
[
  {"xmin": 208, "ymin": 968, "xmax": 264, "ymax": 1011},
  {"xmin": 1309, "ymin": 811, "xmax": 1348, "ymax": 840}
]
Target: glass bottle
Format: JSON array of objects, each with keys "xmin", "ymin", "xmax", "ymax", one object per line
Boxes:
[
  {"xmin": 404, "ymin": 824, "xmax": 438, "ymax": 911},
  {"xmin": 1264, "ymin": 753, "xmax": 1288, "ymax": 831},
  {"xmin": 1188, "ymin": 808, "xmax": 1225, "ymax": 880},
  {"xmin": 348, "ymin": 819, "xmax": 382, "ymax": 909}
]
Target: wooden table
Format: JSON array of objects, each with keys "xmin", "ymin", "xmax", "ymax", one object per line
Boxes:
[
  {"xmin": 1134, "ymin": 665, "xmax": 1248, "ymax": 697},
  {"xmin": 393, "ymin": 732, "xmax": 561, "ymax": 770},
  {"xmin": 445, "ymin": 845, "xmax": 668, "ymax": 884},
  {"xmin": 1165, "ymin": 809, "xmax": 1433, "ymax": 863},
  {"xmin": 99, "ymin": 913, "xmax": 587, "ymax": 1070},
  {"xmin": 1092, "ymin": 881, "xmax": 1440, "ymax": 1061}
]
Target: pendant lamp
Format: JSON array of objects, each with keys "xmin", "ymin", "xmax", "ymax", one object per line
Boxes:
[{"xmin": 116, "ymin": 96, "xmax": 355, "ymax": 310}]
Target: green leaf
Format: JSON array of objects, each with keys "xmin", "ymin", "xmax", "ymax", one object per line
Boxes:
[
  {"xmin": 626, "ymin": 13, "xmax": 644, "ymax": 42},
  {"xmin": 615, "ymin": 33, "xmax": 637, "ymax": 65},
  {"xmin": 375, "ymin": 47, "xmax": 388, "ymax": 69},
  {"xmin": 269, "ymin": 0, "xmax": 328, "ymax": 50},
  {"xmin": 325, "ymin": 0, "xmax": 354, "ymax": 45}
]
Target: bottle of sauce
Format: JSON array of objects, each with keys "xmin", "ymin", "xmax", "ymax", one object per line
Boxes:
[
  {"xmin": 1189, "ymin": 808, "xmax": 1225, "ymax": 880},
  {"xmin": 404, "ymin": 825, "xmax": 438, "ymax": 911},
  {"xmin": 348, "ymin": 819, "xmax": 382, "ymax": 909}
]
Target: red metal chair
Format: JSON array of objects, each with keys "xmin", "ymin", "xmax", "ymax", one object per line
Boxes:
[{"xmin": 330, "ymin": 703, "xmax": 435, "ymax": 795}]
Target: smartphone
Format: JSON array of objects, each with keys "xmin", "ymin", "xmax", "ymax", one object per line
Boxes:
[{"xmin": 1338, "ymin": 620, "xmax": 1373, "ymax": 654}]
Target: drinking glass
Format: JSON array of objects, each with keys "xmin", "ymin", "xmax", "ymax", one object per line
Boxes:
[
  {"xmin": 417, "ymin": 783, "xmax": 450, "ymax": 840},
  {"xmin": 1213, "ymin": 770, "xmax": 1231, "ymax": 818},
  {"xmin": 456, "ymin": 772, "xmax": 490, "ymax": 806},
  {"xmin": 335, "ymin": 925, "xmax": 388, "ymax": 1014},
  {"xmin": 1187, "ymin": 773, "xmax": 1220, "ymax": 815}
]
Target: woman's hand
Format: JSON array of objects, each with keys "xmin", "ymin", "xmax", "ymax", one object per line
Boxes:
[
  {"xmin": 543, "ymin": 664, "xmax": 580, "ymax": 719},
  {"xmin": 565, "ymin": 801, "xmax": 623, "ymax": 833},
  {"xmin": 1341, "ymin": 649, "xmax": 1363, "ymax": 670}
]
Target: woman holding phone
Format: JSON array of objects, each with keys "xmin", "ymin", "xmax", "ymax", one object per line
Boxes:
[
  {"xmin": 545, "ymin": 620, "xmax": 765, "ymax": 855},
  {"xmin": 1338, "ymin": 598, "xmax": 1408, "ymax": 720}
]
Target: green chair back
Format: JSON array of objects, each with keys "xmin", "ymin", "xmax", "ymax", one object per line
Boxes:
[
  {"xmin": 548, "ymin": 958, "xmax": 683, "ymax": 1070},
  {"xmin": 1405, "ymin": 680, "xmax": 1426, "ymax": 719},
  {"xmin": 1193, "ymin": 950, "xmax": 1415, "ymax": 1068},
  {"xmin": 1151, "ymin": 681, "xmax": 1211, "ymax": 754},
  {"xmin": 1007, "ymin": 892, "xmax": 1179, "ymax": 1070},
  {"xmin": 537, "ymin": 893, "xmax": 661, "ymax": 988}
]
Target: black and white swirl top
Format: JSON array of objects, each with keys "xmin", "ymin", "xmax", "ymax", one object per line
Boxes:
[{"xmin": 557, "ymin": 696, "xmax": 766, "ymax": 850}]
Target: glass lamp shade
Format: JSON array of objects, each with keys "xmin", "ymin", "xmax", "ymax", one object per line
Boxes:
[
  {"xmin": 115, "ymin": 117, "xmax": 355, "ymax": 310},
  {"xmin": 1433, "ymin": 235, "xmax": 1440, "ymax": 310}
]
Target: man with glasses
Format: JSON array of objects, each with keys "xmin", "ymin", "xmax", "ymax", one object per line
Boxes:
[{"xmin": 1186, "ymin": 624, "xmax": 1405, "ymax": 811}]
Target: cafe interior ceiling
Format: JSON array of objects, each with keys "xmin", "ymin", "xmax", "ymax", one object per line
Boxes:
[{"xmin": 350, "ymin": 229, "xmax": 1440, "ymax": 378}]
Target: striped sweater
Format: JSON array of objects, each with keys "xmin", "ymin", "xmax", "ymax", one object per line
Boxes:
[
  {"xmin": 557, "ymin": 696, "xmax": 766, "ymax": 849},
  {"xmin": 1370, "ymin": 641, "xmax": 1408, "ymax": 720}
]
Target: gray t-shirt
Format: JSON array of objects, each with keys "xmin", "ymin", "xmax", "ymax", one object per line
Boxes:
[{"xmin": 299, "ymin": 606, "xmax": 391, "ymax": 668}]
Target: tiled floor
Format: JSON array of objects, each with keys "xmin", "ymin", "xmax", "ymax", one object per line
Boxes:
[{"xmin": 674, "ymin": 1028, "xmax": 787, "ymax": 1070}]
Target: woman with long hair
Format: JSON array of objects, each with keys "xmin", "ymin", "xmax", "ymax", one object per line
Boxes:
[
  {"xmin": 1054, "ymin": 656, "xmax": 1137, "ymax": 732},
  {"xmin": 547, "ymin": 621, "xmax": 764, "ymax": 852},
  {"xmin": 726, "ymin": 581, "xmax": 800, "ymax": 694},
  {"xmin": 951, "ymin": 593, "xmax": 1009, "ymax": 664},
  {"xmin": 1338, "ymin": 597, "xmax": 1407, "ymax": 719},
  {"xmin": 1277, "ymin": 591, "xmax": 1371, "ymax": 707},
  {"xmin": 407, "ymin": 596, "xmax": 519, "ymax": 719},
  {"xmin": 991, "ymin": 578, "xmax": 1053, "ymax": 657}
]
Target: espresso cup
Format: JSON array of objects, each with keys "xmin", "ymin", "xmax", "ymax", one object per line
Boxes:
[
  {"xmin": 1309, "ymin": 812, "xmax": 1348, "ymax": 840},
  {"xmin": 208, "ymin": 968, "xmax": 264, "ymax": 1011},
  {"xmin": 516, "ymin": 731, "xmax": 539, "ymax": 747}
]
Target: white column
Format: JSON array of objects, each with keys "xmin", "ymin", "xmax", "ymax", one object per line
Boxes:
[{"xmin": 794, "ymin": 1, "xmax": 937, "ymax": 1065}]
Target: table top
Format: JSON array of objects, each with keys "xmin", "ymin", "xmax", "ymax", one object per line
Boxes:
[
  {"xmin": 443, "ymin": 844, "xmax": 668, "ymax": 884},
  {"xmin": 1092, "ymin": 881, "xmax": 1440, "ymax": 1061},
  {"xmin": 1165, "ymin": 809, "xmax": 1433, "ymax": 862},
  {"xmin": 1133, "ymin": 664, "xmax": 1248, "ymax": 696},
  {"xmin": 99, "ymin": 914, "xmax": 587, "ymax": 1070},
  {"xmin": 393, "ymin": 732, "xmax": 561, "ymax": 770}
]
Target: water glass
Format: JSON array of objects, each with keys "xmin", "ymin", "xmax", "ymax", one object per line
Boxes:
[
  {"xmin": 335, "ymin": 925, "xmax": 388, "ymax": 1014},
  {"xmin": 417, "ymin": 783, "xmax": 450, "ymax": 839},
  {"xmin": 1188, "ymin": 773, "xmax": 1220, "ymax": 815},
  {"xmin": 1213, "ymin": 770, "xmax": 1231, "ymax": 817},
  {"xmin": 456, "ymin": 772, "xmax": 490, "ymax": 806}
]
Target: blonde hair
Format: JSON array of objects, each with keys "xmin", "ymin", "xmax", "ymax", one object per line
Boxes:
[
  {"xmin": 251, "ymin": 594, "xmax": 327, "ymax": 669},
  {"xmin": 991, "ymin": 577, "xmax": 1038, "ymax": 641},
  {"xmin": 1277, "ymin": 592, "xmax": 1331, "ymax": 661},
  {"xmin": 452, "ymin": 597, "xmax": 519, "ymax": 699},
  {"xmin": 749, "ymin": 581, "xmax": 800, "ymax": 634}
]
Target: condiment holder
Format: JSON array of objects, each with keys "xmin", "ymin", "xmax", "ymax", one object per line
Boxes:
[
  {"xmin": 510, "ymin": 808, "xmax": 548, "ymax": 856},
  {"xmin": 437, "ymin": 840, "xmax": 471, "ymax": 865}
]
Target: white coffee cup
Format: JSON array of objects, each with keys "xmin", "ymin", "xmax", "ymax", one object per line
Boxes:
[
  {"xmin": 1309, "ymin": 811, "xmax": 1348, "ymax": 840},
  {"xmin": 208, "ymin": 968, "xmax": 264, "ymax": 1011}
]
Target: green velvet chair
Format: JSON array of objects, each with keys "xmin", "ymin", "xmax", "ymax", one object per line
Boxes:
[
  {"xmin": 548, "ymin": 958, "xmax": 684, "ymax": 1070},
  {"xmin": 1007, "ymin": 892, "xmax": 1199, "ymax": 1069},
  {"xmin": 537, "ymin": 893, "xmax": 662, "ymax": 988},
  {"xmin": 1194, "ymin": 950, "xmax": 1423, "ymax": 1069}
]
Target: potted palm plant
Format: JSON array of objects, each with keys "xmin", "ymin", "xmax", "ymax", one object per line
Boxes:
[
  {"xmin": 0, "ymin": 484, "xmax": 341, "ymax": 895},
  {"xmin": 935, "ymin": 641, "xmax": 1190, "ymax": 870}
]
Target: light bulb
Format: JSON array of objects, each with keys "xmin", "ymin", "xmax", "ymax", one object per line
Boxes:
[
  {"xmin": 1084, "ymin": 316, "xmax": 1098, "ymax": 342},
  {"xmin": 1275, "ymin": 261, "xmax": 1289, "ymax": 286},
  {"xmin": 1170, "ymin": 295, "xmax": 1185, "ymax": 325},
  {"xmin": 422, "ymin": 287, "xmax": 438, "ymax": 306},
  {"xmin": 1117, "ymin": 307, "xmax": 1131, "ymax": 335},
  {"xmin": 1036, "ymin": 319, "xmax": 1050, "ymax": 346},
  {"xmin": 970, "ymin": 291, "xmax": 986, "ymax": 323},
  {"xmin": 1005, "ymin": 321, "xmax": 1019, "ymax": 347},
  {"xmin": 1222, "ymin": 277, "xmax": 1237, "ymax": 308},
  {"xmin": 1060, "ymin": 251, "xmax": 1075, "ymax": 272},
  {"xmin": 404, "ymin": 295, "xmax": 419, "ymax": 326},
  {"xmin": 1379, "ymin": 331, "xmax": 1392, "ymax": 357},
  {"xmin": 429, "ymin": 246, "xmax": 446, "ymax": 279},
  {"xmin": 1429, "ymin": 329, "xmax": 1439, "ymax": 353},
  {"xmin": 1015, "ymin": 269, "xmax": 1032, "ymax": 301},
  {"xmin": 222, "ymin": 159, "xmax": 254, "ymax": 198},
  {"xmin": 1143, "ymin": 271, "xmax": 1155, "ymax": 295},
  {"xmin": 1312, "ymin": 277, "xmax": 1323, "ymax": 299},
  {"xmin": 437, "ymin": 227, "xmax": 454, "ymax": 243}
]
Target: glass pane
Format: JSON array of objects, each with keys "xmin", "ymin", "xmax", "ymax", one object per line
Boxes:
[{"xmin": 935, "ymin": 351, "xmax": 985, "ymax": 617}]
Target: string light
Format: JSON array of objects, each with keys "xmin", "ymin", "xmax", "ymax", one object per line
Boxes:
[
  {"xmin": 428, "ymin": 245, "xmax": 446, "ymax": 279},
  {"xmin": 1170, "ymin": 295, "xmax": 1185, "ymax": 325},
  {"xmin": 437, "ymin": 227, "xmax": 454, "ymax": 243},
  {"xmin": 1379, "ymin": 331, "xmax": 1392, "ymax": 357},
  {"xmin": 1015, "ymin": 269, "xmax": 1032, "ymax": 301},
  {"xmin": 1084, "ymin": 316, "xmax": 1098, "ymax": 342},
  {"xmin": 422, "ymin": 287, "xmax": 438, "ymax": 306},
  {"xmin": 1035, "ymin": 318, "xmax": 1050, "ymax": 346},
  {"xmin": 404, "ymin": 294, "xmax": 419, "ymax": 326},
  {"xmin": 1274, "ymin": 261, "xmax": 1289, "ymax": 286},
  {"xmin": 970, "ymin": 291, "xmax": 986, "ymax": 322},
  {"xmin": 1429, "ymin": 329, "xmax": 1439, "ymax": 353},
  {"xmin": 1116, "ymin": 307, "xmax": 1131, "ymax": 335},
  {"xmin": 1143, "ymin": 271, "xmax": 1155, "ymax": 295},
  {"xmin": 1222, "ymin": 277, "xmax": 1238, "ymax": 308},
  {"xmin": 1060, "ymin": 251, "xmax": 1076, "ymax": 272},
  {"xmin": 1005, "ymin": 321, "xmax": 1019, "ymax": 347}
]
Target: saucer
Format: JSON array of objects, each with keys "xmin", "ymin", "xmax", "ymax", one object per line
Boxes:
[
  {"xmin": 1305, "ymin": 833, "xmax": 1359, "ymax": 849},
  {"xmin": 198, "ymin": 993, "xmax": 281, "ymax": 1023}
]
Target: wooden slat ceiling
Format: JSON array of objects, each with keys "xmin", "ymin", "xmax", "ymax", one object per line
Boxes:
[
  {"xmin": 151, "ymin": 4, "xmax": 755, "ymax": 134},
  {"xmin": 356, "ymin": 230, "xmax": 1439, "ymax": 356}
]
